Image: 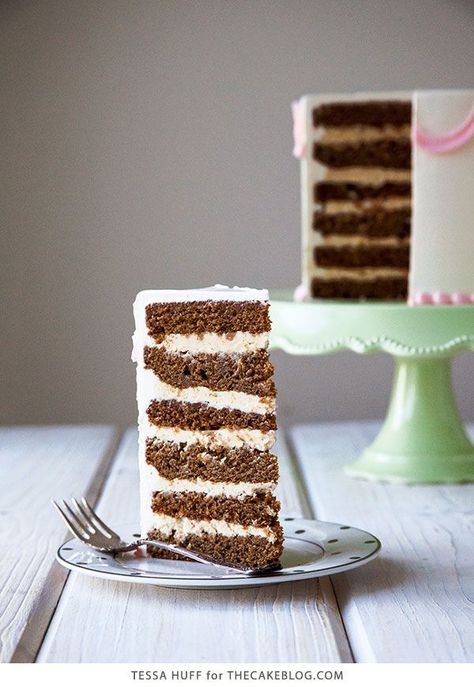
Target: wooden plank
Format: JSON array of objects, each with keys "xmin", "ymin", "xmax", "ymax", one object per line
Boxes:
[
  {"xmin": 0, "ymin": 425, "xmax": 118, "ymax": 663},
  {"xmin": 291, "ymin": 421, "xmax": 474, "ymax": 663},
  {"xmin": 38, "ymin": 428, "xmax": 352, "ymax": 663}
]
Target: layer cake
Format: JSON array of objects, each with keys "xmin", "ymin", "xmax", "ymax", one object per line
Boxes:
[
  {"xmin": 132, "ymin": 285, "xmax": 283, "ymax": 569},
  {"xmin": 293, "ymin": 90, "xmax": 474, "ymax": 303}
]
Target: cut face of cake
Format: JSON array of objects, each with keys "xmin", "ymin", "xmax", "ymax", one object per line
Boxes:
[
  {"xmin": 132, "ymin": 285, "xmax": 283, "ymax": 569},
  {"xmin": 294, "ymin": 92, "xmax": 412, "ymax": 300},
  {"xmin": 293, "ymin": 90, "xmax": 474, "ymax": 303}
]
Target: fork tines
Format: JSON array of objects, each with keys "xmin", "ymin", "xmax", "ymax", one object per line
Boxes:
[{"xmin": 51, "ymin": 497, "xmax": 114, "ymax": 543}]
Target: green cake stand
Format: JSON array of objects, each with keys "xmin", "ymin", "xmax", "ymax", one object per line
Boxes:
[{"xmin": 269, "ymin": 290, "xmax": 474, "ymax": 484}]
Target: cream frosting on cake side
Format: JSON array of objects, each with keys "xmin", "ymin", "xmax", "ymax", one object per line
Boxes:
[{"xmin": 410, "ymin": 90, "xmax": 474, "ymax": 303}]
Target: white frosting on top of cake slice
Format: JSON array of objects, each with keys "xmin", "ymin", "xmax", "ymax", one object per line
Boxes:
[
  {"xmin": 132, "ymin": 285, "xmax": 269, "ymax": 362},
  {"xmin": 134, "ymin": 284, "xmax": 268, "ymax": 309}
]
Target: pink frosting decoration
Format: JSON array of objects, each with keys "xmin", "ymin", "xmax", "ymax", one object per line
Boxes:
[
  {"xmin": 292, "ymin": 99, "xmax": 306, "ymax": 159},
  {"xmin": 433, "ymin": 291, "xmax": 451, "ymax": 305},
  {"xmin": 411, "ymin": 292, "xmax": 432, "ymax": 305},
  {"xmin": 451, "ymin": 292, "xmax": 471, "ymax": 304},
  {"xmin": 411, "ymin": 291, "xmax": 474, "ymax": 305},
  {"xmin": 293, "ymin": 283, "xmax": 309, "ymax": 301},
  {"xmin": 414, "ymin": 104, "xmax": 474, "ymax": 153}
]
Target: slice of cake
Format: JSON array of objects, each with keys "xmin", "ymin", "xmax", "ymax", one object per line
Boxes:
[{"xmin": 132, "ymin": 285, "xmax": 283, "ymax": 569}]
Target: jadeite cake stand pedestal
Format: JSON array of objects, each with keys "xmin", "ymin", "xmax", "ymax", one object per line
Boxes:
[{"xmin": 269, "ymin": 290, "xmax": 474, "ymax": 484}]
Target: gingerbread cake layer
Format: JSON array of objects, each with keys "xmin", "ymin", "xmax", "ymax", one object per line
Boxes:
[
  {"xmin": 315, "ymin": 181, "xmax": 411, "ymax": 202},
  {"xmin": 146, "ymin": 439, "xmax": 279, "ymax": 484},
  {"xmin": 144, "ymin": 346, "xmax": 276, "ymax": 397},
  {"xmin": 152, "ymin": 491, "xmax": 280, "ymax": 528},
  {"xmin": 146, "ymin": 529, "xmax": 283, "ymax": 568},
  {"xmin": 147, "ymin": 399, "xmax": 276, "ymax": 432},
  {"xmin": 311, "ymin": 275, "xmax": 407, "ymax": 300},
  {"xmin": 313, "ymin": 208, "xmax": 411, "ymax": 237},
  {"xmin": 313, "ymin": 140, "xmax": 411, "ymax": 169},
  {"xmin": 315, "ymin": 244, "xmax": 410, "ymax": 268},
  {"xmin": 313, "ymin": 101, "xmax": 412, "ymax": 127},
  {"xmin": 145, "ymin": 300, "xmax": 270, "ymax": 342}
]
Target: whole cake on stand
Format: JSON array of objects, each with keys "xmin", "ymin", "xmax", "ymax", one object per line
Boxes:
[{"xmin": 278, "ymin": 89, "xmax": 474, "ymax": 483}]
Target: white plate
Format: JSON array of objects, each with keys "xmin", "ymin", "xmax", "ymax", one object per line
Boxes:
[{"xmin": 56, "ymin": 518, "xmax": 381, "ymax": 589}]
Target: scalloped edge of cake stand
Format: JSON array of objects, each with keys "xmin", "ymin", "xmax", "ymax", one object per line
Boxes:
[{"xmin": 270, "ymin": 334, "xmax": 474, "ymax": 358}]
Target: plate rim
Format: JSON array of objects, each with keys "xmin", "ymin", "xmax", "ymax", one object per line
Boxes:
[{"xmin": 56, "ymin": 518, "xmax": 382, "ymax": 589}]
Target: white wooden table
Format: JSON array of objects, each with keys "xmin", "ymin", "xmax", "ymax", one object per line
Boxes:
[{"xmin": 1, "ymin": 423, "xmax": 473, "ymax": 663}]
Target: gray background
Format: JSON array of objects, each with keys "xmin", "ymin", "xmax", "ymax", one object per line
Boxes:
[{"xmin": 2, "ymin": 0, "xmax": 474, "ymax": 429}]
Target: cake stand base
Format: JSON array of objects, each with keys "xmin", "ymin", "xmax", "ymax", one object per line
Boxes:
[{"xmin": 345, "ymin": 356, "xmax": 474, "ymax": 483}]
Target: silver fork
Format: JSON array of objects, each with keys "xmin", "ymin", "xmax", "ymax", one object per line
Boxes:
[{"xmin": 52, "ymin": 497, "xmax": 281, "ymax": 576}]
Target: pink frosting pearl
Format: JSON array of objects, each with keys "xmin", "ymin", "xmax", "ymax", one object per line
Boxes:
[
  {"xmin": 451, "ymin": 292, "xmax": 471, "ymax": 304},
  {"xmin": 433, "ymin": 291, "xmax": 451, "ymax": 305},
  {"xmin": 412, "ymin": 291, "xmax": 474, "ymax": 305},
  {"xmin": 412, "ymin": 292, "xmax": 433, "ymax": 305},
  {"xmin": 293, "ymin": 283, "xmax": 309, "ymax": 302}
]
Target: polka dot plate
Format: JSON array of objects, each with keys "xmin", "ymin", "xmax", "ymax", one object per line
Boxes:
[{"xmin": 56, "ymin": 518, "xmax": 381, "ymax": 589}]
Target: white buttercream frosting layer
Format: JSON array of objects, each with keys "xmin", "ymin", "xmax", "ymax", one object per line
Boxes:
[
  {"xmin": 326, "ymin": 167, "xmax": 411, "ymax": 184},
  {"xmin": 133, "ymin": 331, "xmax": 268, "ymax": 365},
  {"xmin": 144, "ymin": 512, "xmax": 277, "ymax": 543},
  {"xmin": 313, "ymin": 266, "xmax": 408, "ymax": 280},
  {"xmin": 142, "ymin": 464, "xmax": 276, "ymax": 498},
  {"xmin": 320, "ymin": 124, "xmax": 411, "ymax": 144},
  {"xmin": 135, "ymin": 331, "xmax": 268, "ymax": 361},
  {"xmin": 321, "ymin": 235, "xmax": 410, "ymax": 248},
  {"xmin": 324, "ymin": 197, "xmax": 411, "ymax": 215},
  {"xmin": 144, "ymin": 424, "xmax": 275, "ymax": 452},
  {"xmin": 157, "ymin": 331, "xmax": 268, "ymax": 354},
  {"xmin": 136, "ymin": 367, "xmax": 274, "ymax": 416}
]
